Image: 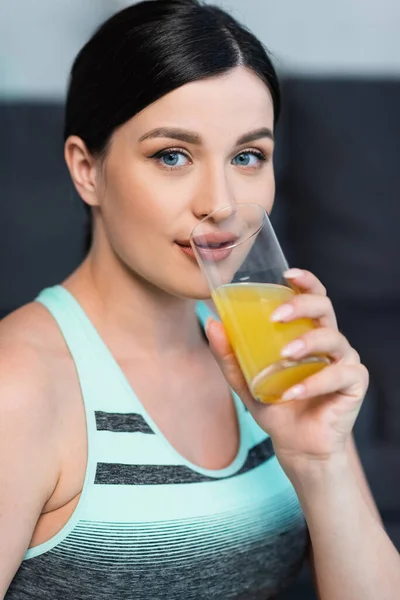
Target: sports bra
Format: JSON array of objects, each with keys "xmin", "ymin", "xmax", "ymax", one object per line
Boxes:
[{"xmin": 6, "ymin": 285, "xmax": 308, "ymax": 599}]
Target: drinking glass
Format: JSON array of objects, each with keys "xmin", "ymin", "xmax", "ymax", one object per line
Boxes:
[{"xmin": 190, "ymin": 203, "xmax": 330, "ymax": 404}]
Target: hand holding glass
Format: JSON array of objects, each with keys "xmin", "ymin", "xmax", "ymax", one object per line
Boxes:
[{"xmin": 190, "ymin": 204, "xmax": 330, "ymax": 404}]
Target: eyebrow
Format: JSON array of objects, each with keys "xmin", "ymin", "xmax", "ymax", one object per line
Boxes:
[
  {"xmin": 236, "ymin": 128, "xmax": 275, "ymax": 145},
  {"xmin": 138, "ymin": 126, "xmax": 275, "ymax": 146}
]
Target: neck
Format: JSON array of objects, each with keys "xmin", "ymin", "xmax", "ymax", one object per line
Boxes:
[{"xmin": 64, "ymin": 244, "xmax": 206, "ymax": 360}]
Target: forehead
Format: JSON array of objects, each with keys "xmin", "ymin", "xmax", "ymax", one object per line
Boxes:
[{"xmin": 128, "ymin": 67, "xmax": 275, "ymax": 142}]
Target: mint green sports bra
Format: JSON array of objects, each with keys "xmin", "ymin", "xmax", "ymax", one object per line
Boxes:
[{"xmin": 6, "ymin": 285, "xmax": 308, "ymax": 599}]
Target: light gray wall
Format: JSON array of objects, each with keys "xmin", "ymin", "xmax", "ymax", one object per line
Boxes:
[
  {"xmin": 0, "ymin": 0, "xmax": 116, "ymax": 99},
  {"xmin": 218, "ymin": 0, "xmax": 400, "ymax": 76},
  {"xmin": 0, "ymin": 0, "xmax": 399, "ymax": 100}
]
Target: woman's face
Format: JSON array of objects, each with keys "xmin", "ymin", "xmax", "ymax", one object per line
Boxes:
[{"xmin": 92, "ymin": 66, "xmax": 275, "ymax": 299}]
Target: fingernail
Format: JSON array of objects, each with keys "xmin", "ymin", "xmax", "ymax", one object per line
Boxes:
[
  {"xmin": 281, "ymin": 339, "xmax": 305, "ymax": 358},
  {"xmin": 205, "ymin": 317, "xmax": 213, "ymax": 336},
  {"xmin": 284, "ymin": 268, "xmax": 304, "ymax": 279},
  {"xmin": 271, "ymin": 304, "xmax": 294, "ymax": 322},
  {"xmin": 282, "ymin": 384, "xmax": 305, "ymax": 402}
]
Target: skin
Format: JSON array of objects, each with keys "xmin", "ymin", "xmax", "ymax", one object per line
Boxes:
[{"xmin": 0, "ymin": 66, "xmax": 398, "ymax": 599}]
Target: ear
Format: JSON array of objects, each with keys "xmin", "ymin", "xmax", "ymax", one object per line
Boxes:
[{"xmin": 64, "ymin": 136, "xmax": 101, "ymax": 207}]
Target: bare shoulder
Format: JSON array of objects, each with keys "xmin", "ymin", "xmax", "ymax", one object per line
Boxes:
[
  {"xmin": 0, "ymin": 300, "xmax": 65, "ymax": 353},
  {"xmin": 0, "ymin": 303, "xmax": 68, "ymax": 593},
  {"xmin": 0, "ymin": 300, "xmax": 70, "ymax": 489},
  {"xmin": 0, "ymin": 301, "xmax": 67, "ymax": 417}
]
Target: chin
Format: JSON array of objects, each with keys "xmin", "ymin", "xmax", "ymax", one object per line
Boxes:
[
  {"xmin": 164, "ymin": 270, "xmax": 213, "ymax": 301},
  {"xmin": 183, "ymin": 288, "xmax": 213, "ymax": 301},
  {"xmin": 177, "ymin": 280, "xmax": 213, "ymax": 301}
]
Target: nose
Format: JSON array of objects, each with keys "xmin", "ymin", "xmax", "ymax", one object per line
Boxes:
[{"xmin": 192, "ymin": 165, "xmax": 236, "ymax": 220}]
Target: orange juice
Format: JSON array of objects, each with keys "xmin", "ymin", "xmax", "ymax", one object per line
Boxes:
[{"xmin": 212, "ymin": 283, "xmax": 328, "ymax": 403}]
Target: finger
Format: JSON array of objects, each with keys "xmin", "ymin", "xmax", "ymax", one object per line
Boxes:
[
  {"xmin": 284, "ymin": 268, "xmax": 327, "ymax": 296},
  {"xmin": 205, "ymin": 318, "xmax": 252, "ymax": 401},
  {"xmin": 281, "ymin": 362, "xmax": 369, "ymax": 403},
  {"xmin": 280, "ymin": 327, "xmax": 353, "ymax": 363},
  {"xmin": 271, "ymin": 293, "xmax": 338, "ymax": 330}
]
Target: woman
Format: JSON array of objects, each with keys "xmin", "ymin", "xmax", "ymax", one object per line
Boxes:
[{"xmin": 1, "ymin": 1, "xmax": 399, "ymax": 598}]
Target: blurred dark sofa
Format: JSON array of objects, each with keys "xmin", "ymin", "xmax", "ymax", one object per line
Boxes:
[
  {"xmin": 1, "ymin": 77, "xmax": 400, "ymax": 599},
  {"xmin": 274, "ymin": 77, "xmax": 400, "ymax": 599}
]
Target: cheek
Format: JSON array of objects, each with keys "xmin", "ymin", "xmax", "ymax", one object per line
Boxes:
[
  {"xmin": 102, "ymin": 167, "xmax": 171, "ymax": 236},
  {"xmin": 265, "ymin": 171, "xmax": 276, "ymax": 214},
  {"xmin": 239, "ymin": 165, "xmax": 275, "ymax": 214}
]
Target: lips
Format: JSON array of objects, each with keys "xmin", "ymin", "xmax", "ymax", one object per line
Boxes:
[
  {"xmin": 176, "ymin": 231, "xmax": 238, "ymax": 262},
  {"xmin": 191, "ymin": 231, "xmax": 238, "ymax": 248}
]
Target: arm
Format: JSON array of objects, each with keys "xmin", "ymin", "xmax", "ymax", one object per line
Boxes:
[
  {"xmin": 206, "ymin": 268, "xmax": 400, "ymax": 600},
  {"xmin": 299, "ymin": 443, "xmax": 400, "ymax": 600},
  {"xmin": 0, "ymin": 341, "xmax": 59, "ymax": 598},
  {"xmin": 346, "ymin": 435, "xmax": 382, "ymax": 523}
]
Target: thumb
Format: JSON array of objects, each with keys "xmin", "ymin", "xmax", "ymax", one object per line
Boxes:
[
  {"xmin": 205, "ymin": 318, "xmax": 252, "ymax": 401},
  {"xmin": 205, "ymin": 317, "xmax": 232, "ymax": 358}
]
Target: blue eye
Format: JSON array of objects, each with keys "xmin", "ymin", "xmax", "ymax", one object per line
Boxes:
[
  {"xmin": 152, "ymin": 150, "xmax": 191, "ymax": 169},
  {"xmin": 232, "ymin": 151, "xmax": 266, "ymax": 167}
]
